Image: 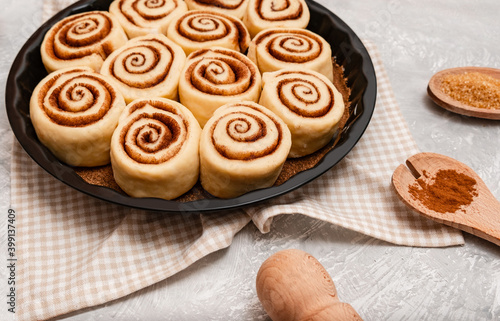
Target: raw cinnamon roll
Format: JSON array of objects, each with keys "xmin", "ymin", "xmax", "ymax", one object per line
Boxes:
[
  {"xmin": 110, "ymin": 98, "xmax": 201, "ymax": 200},
  {"xmin": 178, "ymin": 47, "xmax": 261, "ymax": 127},
  {"xmin": 109, "ymin": 0, "xmax": 188, "ymax": 38},
  {"xmin": 184, "ymin": 0, "xmax": 249, "ymax": 19},
  {"xmin": 167, "ymin": 10, "xmax": 250, "ymax": 55},
  {"xmin": 259, "ymin": 69, "xmax": 345, "ymax": 158},
  {"xmin": 30, "ymin": 67, "xmax": 126, "ymax": 166},
  {"xmin": 243, "ymin": 0, "xmax": 310, "ymax": 38},
  {"xmin": 41, "ymin": 11, "xmax": 128, "ymax": 73},
  {"xmin": 200, "ymin": 101, "xmax": 291, "ymax": 198},
  {"xmin": 247, "ymin": 28, "xmax": 334, "ymax": 82},
  {"xmin": 100, "ymin": 34, "xmax": 186, "ymax": 103}
]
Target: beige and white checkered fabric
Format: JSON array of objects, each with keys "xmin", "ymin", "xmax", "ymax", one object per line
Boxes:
[
  {"xmin": 12, "ymin": 160, "xmax": 251, "ymax": 320},
  {"xmin": 246, "ymin": 42, "xmax": 464, "ymax": 247},
  {"xmin": 10, "ymin": 1, "xmax": 464, "ymax": 320}
]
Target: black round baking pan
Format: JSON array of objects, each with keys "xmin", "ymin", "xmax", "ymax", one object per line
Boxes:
[{"xmin": 6, "ymin": 0, "xmax": 377, "ymax": 212}]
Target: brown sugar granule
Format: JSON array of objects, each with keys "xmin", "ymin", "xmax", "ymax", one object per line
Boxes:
[
  {"xmin": 440, "ymin": 72, "xmax": 500, "ymax": 110},
  {"xmin": 74, "ymin": 165, "xmax": 124, "ymax": 194},
  {"xmin": 408, "ymin": 169, "xmax": 478, "ymax": 214}
]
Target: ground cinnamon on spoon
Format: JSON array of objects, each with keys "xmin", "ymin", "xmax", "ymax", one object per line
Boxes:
[
  {"xmin": 441, "ymin": 72, "xmax": 500, "ymax": 110},
  {"xmin": 408, "ymin": 169, "xmax": 478, "ymax": 214}
]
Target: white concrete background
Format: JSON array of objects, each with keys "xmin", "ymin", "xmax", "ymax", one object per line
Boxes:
[{"xmin": 1, "ymin": 0, "xmax": 500, "ymax": 320}]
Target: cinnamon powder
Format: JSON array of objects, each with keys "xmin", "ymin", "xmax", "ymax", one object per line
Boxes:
[{"xmin": 408, "ymin": 169, "xmax": 478, "ymax": 214}]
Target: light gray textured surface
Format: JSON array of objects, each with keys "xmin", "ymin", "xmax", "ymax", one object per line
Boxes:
[{"xmin": 1, "ymin": 0, "xmax": 500, "ymax": 320}]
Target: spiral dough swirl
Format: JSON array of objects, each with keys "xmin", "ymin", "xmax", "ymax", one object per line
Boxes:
[
  {"xmin": 40, "ymin": 11, "xmax": 128, "ymax": 73},
  {"xmin": 109, "ymin": 0, "xmax": 188, "ymax": 38},
  {"xmin": 117, "ymin": 100, "xmax": 188, "ymax": 164},
  {"xmin": 199, "ymin": 101, "xmax": 291, "ymax": 198},
  {"xmin": 243, "ymin": 0, "xmax": 310, "ymax": 37},
  {"xmin": 264, "ymin": 31, "xmax": 321, "ymax": 63},
  {"xmin": 211, "ymin": 105, "xmax": 283, "ymax": 161},
  {"xmin": 184, "ymin": 0, "xmax": 249, "ymax": 19},
  {"xmin": 30, "ymin": 67, "xmax": 126, "ymax": 166},
  {"xmin": 259, "ymin": 69, "xmax": 345, "ymax": 158},
  {"xmin": 167, "ymin": 10, "xmax": 250, "ymax": 55},
  {"xmin": 247, "ymin": 28, "xmax": 334, "ymax": 82},
  {"xmin": 38, "ymin": 71, "xmax": 118, "ymax": 127},
  {"xmin": 179, "ymin": 47, "xmax": 261, "ymax": 127},
  {"xmin": 276, "ymin": 73, "xmax": 334, "ymax": 118},
  {"xmin": 100, "ymin": 34, "xmax": 186, "ymax": 103},
  {"xmin": 110, "ymin": 98, "xmax": 201, "ymax": 200}
]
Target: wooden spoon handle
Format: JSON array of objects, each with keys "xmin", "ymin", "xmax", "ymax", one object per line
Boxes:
[{"xmin": 443, "ymin": 189, "xmax": 500, "ymax": 246}]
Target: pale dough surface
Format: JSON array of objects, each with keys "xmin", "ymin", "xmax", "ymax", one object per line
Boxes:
[
  {"xmin": 200, "ymin": 101, "xmax": 291, "ymax": 198},
  {"xmin": 259, "ymin": 69, "xmax": 345, "ymax": 157},
  {"xmin": 184, "ymin": 0, "xmax": 249, "ymax": 19},
  {"xmin": 109, "ymin": 0, "xmax": 188, "ymax": 38},
  {"xmin": 243, "ymin": 0, "xmax": 310, "ymax": 38},
  {"xmin": 110, "ymin": 98, "xmax": 201, "ymax": 200},
  {"xmin": 247, "ymin": 28, "xmax": 333, "ymax": 82},
  {"xmin": 167, "ymin": 10, "xmax": 250, "ymax": 55},
  {"xmin": 179, "ymin": 47, "xmax": 262, "ymax": 127},
  {"xmin": 100, "ymin": 34, "xmax": 186, "ymax": 104},
  {"xmin": 41, "ymin": 11, "xmax": 128, "ymax": 73},
  {"xmin": 30, "ymin": 67, "xmax": 126, "ymax": 166}
]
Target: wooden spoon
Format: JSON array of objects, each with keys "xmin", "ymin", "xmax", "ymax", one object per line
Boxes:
[
  {"xmin": 427, "ymin": 66, "xmax": 500, "ymax": 119},
  {"xmin": 392, "ymin": 152, "xmax": 500, "ymax": 246}
]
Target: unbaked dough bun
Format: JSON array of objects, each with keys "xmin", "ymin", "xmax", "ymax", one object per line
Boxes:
[
  {"xmin": 109, "ymin": 0, "xmax": 188, "ymax": 38},
  {"xmin": 247, "ymin": 28, "xmax": 333, "ymax": 82},
  {"xmin": 200, "ymin": 101, "xmax": 291, "ymax": 198},
  {"xmin": 167, "ymin": 10, "xmax": 250, "ymax": 55},
  {"xmin": 110, "ymin": 98, "xmax": 201, "ymax": 200},
  {"xmin": 178, "ymin": 47, "xmax": 261, "ymax": 127},
  {"xmin": 259, "ymin": 69, "xmax": 345, "ymax": 158},
  {"xmin": 184, "ymin": 0, "xmax": 249, "ymax": 19},
  {"xmin": 30, "ymin": 67, "xmax": 126, "ymax": 166},
  {"xmin": 243, "ymin": 0, "xmax": 310, "ymax": 38},
  {"xmin": 41, "ymin": 11, "xmax": 128, "ymax": 73},
  {"xmin": 100, "ymin": 34, "xmax": 186, "ymax": 103}
]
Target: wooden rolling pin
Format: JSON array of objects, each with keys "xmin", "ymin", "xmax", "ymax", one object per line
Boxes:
[{"xmin": 256, "ymin": 249, "xmax": 362, "ymax": 321}]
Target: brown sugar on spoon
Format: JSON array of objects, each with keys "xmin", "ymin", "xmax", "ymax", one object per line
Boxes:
[
  {"xmin": 428, "ymin": 67, "xmax": 500, "ymax": 119},
  {"xmin": 408, "ymin": 169, "xmax": 478, "ymax": 214},
  {"xmin": 440, "ymin": 72, "xmax": 500, "ymax": 110}
]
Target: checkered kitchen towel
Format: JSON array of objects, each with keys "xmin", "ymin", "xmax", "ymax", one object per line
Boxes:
[{"xmin": 11, "ymin": 1, "xmax": 464, "ymax": 320}]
